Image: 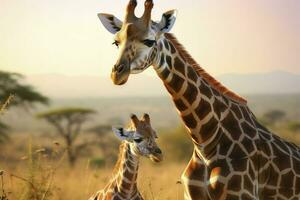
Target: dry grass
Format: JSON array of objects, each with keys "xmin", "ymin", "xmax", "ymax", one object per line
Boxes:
[
  {"xmin": 0, "ymin": 95, "xmax": 14, "ymax": 115},
  {"xmin": 1, "ymin": 124, "xmax": 299, "ymax": 200},
  {"xmin": 1, "ymin": 159, "xmax": 186, "ymax": 200},
  {"xmin": 0, "ymin": 134, "xmax": 187, "ymax": 200}
]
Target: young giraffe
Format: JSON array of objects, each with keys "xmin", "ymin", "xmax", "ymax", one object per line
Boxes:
[
  {"xmin": 89, "ymin": 114, "xmax": 163, "ymax": 200},
  {"xmin": 98, "ymin": 0, "xmax": 300, "ymax": 199}
]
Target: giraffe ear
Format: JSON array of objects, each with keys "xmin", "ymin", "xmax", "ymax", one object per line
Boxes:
[
  {"xmin": 153, "ymin": 130, "xmax": 158, "ymax": 139},
  {"xmin": 158, "ymin": 10, "xmax": 177, "ymax": 33},
  {"xmin": 112, "ymin": 127, "xmax": 133, "ymax": 141},
  {"xmin": 97, "ymin": 13, "xmax": 123, "ymax": 34}
]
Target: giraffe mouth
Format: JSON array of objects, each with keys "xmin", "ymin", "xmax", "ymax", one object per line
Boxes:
[
  {"xmin": 150, "ymin": 153, "xmax": 163, "ymax": 163},
  {"xmin": 117, "ymin": 78, "xmax": 128, "ymax": 85},
  {"xmin": 111, "ymin": 66, "xmax": 130, "ymax": 85},
  {"xmin": 112, "ymin": 75, "xmax": 129, "ymax": 85}
]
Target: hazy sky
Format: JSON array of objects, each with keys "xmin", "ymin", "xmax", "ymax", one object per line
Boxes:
[{"xmin": 0, "ymin": 0, "xmax": 299, "ymax": 77}]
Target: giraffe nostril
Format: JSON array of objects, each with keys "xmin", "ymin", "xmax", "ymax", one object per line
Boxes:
[
  {"xmin": 154, "ymin": 148, "xmax": 162, "ymax": 154},
  {"xmin": 116, "ymin": 64, "xmax": 125, "ymax": 74},
  {"xmin": 113, "ymin": 64, "xmax": 117, "ymax": 71}
]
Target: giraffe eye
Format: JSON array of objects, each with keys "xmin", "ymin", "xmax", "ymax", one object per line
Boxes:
[
  {"xmin": 134, "ymin": 138, "xmax": 143, "ymax": 143},
  {"xmin": 143, "ymin": 39, "xmax": 156, "ymax": 47},
  {"xmin": 112, "ymin": 40, "xmax": 120, "ymax": 48}
]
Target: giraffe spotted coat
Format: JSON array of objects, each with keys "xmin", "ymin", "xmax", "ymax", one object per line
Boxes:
[
  {"xmin": 89, "ymin": 114, "xmax": 162, "ymax": 200},
  {"xmin": 89, "ymin": 142, "xmax": 144, "ymax": 200},
  {"xmin": 97, "ymin": 0, "xmax": 300, "ymax": 199},
  {"xmin": 155, "ymin": 34, "xmax": 300, "ymax": 200}
]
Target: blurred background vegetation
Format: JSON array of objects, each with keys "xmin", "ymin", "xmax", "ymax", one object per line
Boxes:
[{"xmin": 1, "ymin": 70, "xmax": 300, "ymax": 200}]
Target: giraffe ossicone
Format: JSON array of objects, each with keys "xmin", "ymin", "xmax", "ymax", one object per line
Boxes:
[
  {"xmin": 98, "ymin": 1, "xmax": 300, "ymax": 199},
  {"xmin": 89, "ymin": 113, "xmax": 162, "ymax": 200}
]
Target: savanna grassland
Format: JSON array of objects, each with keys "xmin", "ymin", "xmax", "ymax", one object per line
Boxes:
[
  {"xmin": 1, "ymin": 95, "xmax": 300, "ymax": 200},
  {"xmin": 0, "ymin": 129, "xmax": 189, "ymax": 200}
]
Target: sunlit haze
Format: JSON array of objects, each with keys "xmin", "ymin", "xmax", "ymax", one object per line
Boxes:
[{"xmin": 1, "ymin": 0, "xmax": 299, "ymax": 77}]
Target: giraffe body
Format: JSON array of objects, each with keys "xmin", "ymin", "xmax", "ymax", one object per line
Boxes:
[
  {"xmin": 89, "ymin": 142, "xmax": 144, "ymax": 200},
  {"xmin": 156, "ymin": 34, "xmax": 300, "ymax": 200},
  {"xmin": 97, "ymin": 1, "xmax": 300, "ymax": 199},
  {"xmin": 181, "ymin": 123, "xmax": 300, "ymax": 200},
  {"xmin": 89, "ymin": 114, "xmax": 162, "ymax": 200},
  {"xmin": 181, "ymin": 110, "xmax": 300, "ymax": 200}
]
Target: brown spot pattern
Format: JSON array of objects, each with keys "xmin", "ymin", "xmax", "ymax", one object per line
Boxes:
[
  {"xmin": 221, "ymin": 112, "xmax": 242, "ymax": 140},
  {"xmin": 187, "ymin": 67, "xmax": 198, "ymax": 82},
  {"xmin": 199, "ymin": 117, "xmax": 218, "ymax": 141},
  {"xmin": 166, "ymin": 73, "xmax": 185, "ymax": 93},
  {"xmin": 174, "ymin": 57, "xmax": 186, "ymax": 75},
  {"xmin": 195, "ymin": 99, "xmax": 211, "ymax": 120},
  {"xmin": 182, "ymin": 113, "xmax": 197, "ymax": 129},
  {"xmin": 199, "ymin": 82, "xmax": 213, "ymax": 98},
  {"xmin": 166, "ymin": 55, "xmax": 172, "ymax": 69},
  {"xmin": 174, "ymin": 98, "xmax": 188, "ymax": 111},
  {"xmin": 183, "ymin": 82, "xmax": 198, "ymax": 104}
]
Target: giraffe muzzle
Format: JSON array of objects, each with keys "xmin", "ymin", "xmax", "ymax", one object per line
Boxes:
[
  {"xmin": 114, "ymin": 64, "xmax": 125, "ymax": 74},
  {"xmin": 150, "ymin": 148, "xmax": 163, "ymax": 163},
  {"xmin": 111, "ymin": 63, "xmax": 130, "ymax": 85}
]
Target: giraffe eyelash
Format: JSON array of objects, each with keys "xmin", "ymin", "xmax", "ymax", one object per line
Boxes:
[
  {"xmin": 133, "ymin": 138, "xmax": 143, "ymax": 143},
  {"xmin": 112, "ymin": 40, "xmax": 120, "ymax": 48},
  {"xmin": 142, "ymin": 39, "xmax": 156, "ymax": 47}
]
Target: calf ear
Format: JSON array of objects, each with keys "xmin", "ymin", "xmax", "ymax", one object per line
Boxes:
[
  {"xmin": 158, "ymin": 10, "xmax": 177, "ymax": 33},
  {"xmin": 112, "ymin": 127, "xmax": 133, "ymax": 141},
  {"xmin": 97, "ymin": 13, "xmax": 123, "ymax": 34}
]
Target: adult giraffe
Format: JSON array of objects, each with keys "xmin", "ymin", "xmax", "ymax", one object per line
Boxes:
[{"xmin": 97, "ymin": 0, "xmax": 300, "ymax": 199}]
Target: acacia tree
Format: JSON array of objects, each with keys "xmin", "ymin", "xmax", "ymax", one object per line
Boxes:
[
  {"xmin": 0, "ymin": 71, "xmax": 48, "ymax": 108},
  {"xmin": 0, "ymin": 71, "xmax": 48, "ymax": 142},
  {"xmin": 37, "ymin": 108, "xmax": 96, "ymax": 166},
  {"xmin": 263, "ymin": 110, "xmax": 286, "ymax": 125},
  {"xmin": 288, "ymin": 122, "xmax": 300, "ymax": 133},
  {"xmin": 88, "ymin": 124, "xmax": 120, "ymax": 166}
]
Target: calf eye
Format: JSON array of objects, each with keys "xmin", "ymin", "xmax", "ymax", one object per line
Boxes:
[
  {"xmin": 133, "ymin": 138, "xmax": 143, "ymax": 143},
  {"xmin": 143, "ymin": 39, "xmax": 156, "ymax": 47}
]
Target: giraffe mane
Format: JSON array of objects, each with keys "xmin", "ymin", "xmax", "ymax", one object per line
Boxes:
[
  {"xmin": 164, "ymin": 33, "xmax": 248, "ymax": 105},
  {"xmin": 112, "ymin": 141, "xmax": 128, "ymax": 175}
]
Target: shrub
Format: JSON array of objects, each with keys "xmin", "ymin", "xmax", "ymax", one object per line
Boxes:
[
  {"xmin": 89, "ymin": 158, "xmax": 106, "ymax": 169},
  {"xmin": 160, "ymin": 126, "xmax": 193, "ymax": 162}
]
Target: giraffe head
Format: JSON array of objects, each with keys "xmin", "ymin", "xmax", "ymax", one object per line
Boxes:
[
  {"xmin": 98, "ymin": 0, "xmax": 177, "ymax": 85},
  {"xmin": 112, "ymin": 113, "xmax": 163, "ymax": 162}
]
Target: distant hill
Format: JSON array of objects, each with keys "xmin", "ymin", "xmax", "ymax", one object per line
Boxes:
[
  {"xmin": 25, "ymin": 73, "xmax": 167, "ymax": 98},
  {"xmin": 3, "ymin": 94, "xmax": 300, "ymax": 133},
  {"xmin": 25, "ymin": 71, "xmax": 300, "ymax": 98}
]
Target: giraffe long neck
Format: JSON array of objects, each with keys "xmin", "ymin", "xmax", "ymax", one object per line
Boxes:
[
  {"xmin": 110, "ymin": 142, "xmax": 140, "ymax": 198},
  {"xmin": 153, "ymin": 34, "xmax": 248, "ymax": 150}
]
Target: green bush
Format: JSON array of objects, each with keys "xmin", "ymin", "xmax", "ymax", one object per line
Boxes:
[
  {"xmin": 89, "ymin": 158, "xmax": 106, "ymax": 169},
  {"xmin": 160, "ymin": 126, "xmax": 193, "ymax": 162},
  {"xmin": 287, "ymin": 121, "xmax": 300, "ymax": 133}
]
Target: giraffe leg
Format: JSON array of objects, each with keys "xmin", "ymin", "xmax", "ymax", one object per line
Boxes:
[
  {"xmin": 181, "ymin": 148, "xmax": 259, "ymax": 200},
  {"xmin": 181, "ymin": 150, "xmax": 209, "ymax": 200}
]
